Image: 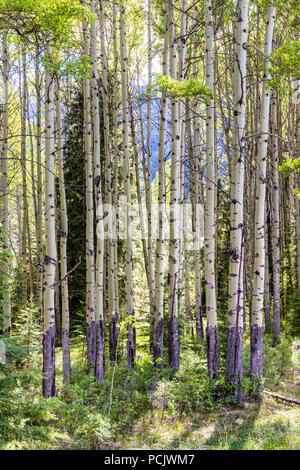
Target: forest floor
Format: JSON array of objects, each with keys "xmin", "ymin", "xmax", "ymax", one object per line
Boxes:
[
  {"xmin": 114, "ymin": 341, "xmax": 300, "ymax": 450},
  {"xmin": 2, "ymin": 328, "xmax": 299, "ymax": 451},
  {"xmin": 116, "ymin": 391, "xmax": 300, "ymax": 450},
  {"xmin": 69, "ymin": 336, "xmax": 300, "ymax": 451}
]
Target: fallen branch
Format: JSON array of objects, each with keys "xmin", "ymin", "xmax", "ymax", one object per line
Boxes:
[{"xmin": 264, "ymin": 390, "xmax": 300, "ymax": 406}]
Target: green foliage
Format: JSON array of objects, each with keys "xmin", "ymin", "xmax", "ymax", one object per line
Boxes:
[
  {"xmin": 41, "ymin": 53, "xmax": 93, "ymax": 81},
  {"xmin": 279, "ymin": 157, "xmax": 300, "ymax": 199},
  {"xmin": 0, "ymin": 0, "xmax": 93, "ymax": 44},
  {"xmin": 143, "ymin": 74, "xmax": 213, "ymax": 103},
  {"xmin": 279, "ymin": 156, "xmax": 300, "ymax": 175},
  {"xmin": 154, "ymin": 351, "xmax": 234, "ymax": 415},
  {"xmin": 269, "ymin": 41, "xmax": 300, "ymax": 92}
]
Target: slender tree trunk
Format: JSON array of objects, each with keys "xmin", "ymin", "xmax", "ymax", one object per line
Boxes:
[
  {"xmin": 264, "ymin": 200, "xmax": 271, "ymax": 334},
  {"xmin": 1, "ymin": 31, "xmax": 11, "ymax": 335},
  {"xmin": 153, "ymin": 5, "xmax": 169, "ymax": 368},
  {"xmin": 35, "ymin": 46, "xmax": 44, "ymax": 323},
  {"xmin": 83, "ymin": 18, "xmax": 96, "ymax": 369},
  {"xmin": 120, "ymin": 0, "xmax": 136, "ymax": 369},
  {"xmin": 168, "ymin": 0, "xmax": 180, "ymax": 370},
  {"xmin": 270, "ymin": 91, "xmax": 281, "ymax": 344},
  {"xmin": 55, "ymin": 80, "xmax": 71, "ymax": 380},
  {"xmin": 226, "ymin": 0, "xmax": 249, "ymax": 393},
  {"xmin": 92, "ymin": 0, "xmax": 105, "ymax": 383},
  {"xmin": 204, "ymin": 0, "xmax": 218, "ymax": 379},
  {"xmin": 43, "ymin": 43, "xmax": 57, "ymax": 398},
  {"xmin": 251, "ymin": 4, "xmax": 276, "ymax": 380}
]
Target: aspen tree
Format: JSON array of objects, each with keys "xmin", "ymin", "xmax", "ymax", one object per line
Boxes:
[
  {"xmin": 99, "ymin": 0, "xmax": 117, "ymax": 367},
  {"xmin": 56, "ymin": 80, "xmax": 71, "ymax": 380},
  {"xmin": 120, "ymin": 0, "xmax": 136, "ymax": 369},
  {"xmin": 111, "ymin": 2, "xmax": 120, "ymax": 354},
  {"xmin": 1, "ymin": 31, "xmax": 11, "ymax": 335},
  {"xmin": 35, "ymin": 46, "xmax": 44, "ymax": 323},
  {"xmin": 226, "ymin": 0, "xmax": 249, "ymax": 391},
  {"xmin": 264, "ymin": 200, "xmax": 271, "ymax": 334},
  {"xmin": 153, "ymin": 4, "xmax": 169, "ymax": 368},
  {"xmin": 251, "ymin": 4, "xmax": 276, "ymax": 379},
  {"xmin": 20, "ymin": 46, "xmax": 30, "ymax": 302},
  {"xmin": 270, "ymin": 91, "xmax": 281, "ymax": 344},
  {"xmin": 192, "ymin": 6, "xmax": 204, "ymax": 342},
  {"xmin": 43, "ymin": 42, "xmax": 57, "ymax": 398},
  {"xmin": 296, "ymin": 101, "xmax": 300, "ymax": 290},
  {"xmin": 177, "ymin": 0, "xmax": 187, "ymax": 326},
  {"xmin": 92, "ymin": 0, "xmax": 105, "ymax": 382},
  {"xmin": 83, "ymin": 16, "xmax": 96, "ymax": 369},
  {"xmin": 204, "ymin": 0, "xmax": 218, "ymax": 378},
  {"xmin": 168, "ymin": 0, "xmax": 180, "ymax": 370},
  {"xmin": 146, "ymin": 0, "xmax": 155, "ymax": 329}
]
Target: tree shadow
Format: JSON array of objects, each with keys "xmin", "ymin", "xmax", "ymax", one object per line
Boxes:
[{"xmin": 203, "ymin": 401, "xmax": 262, "ymax": 450}]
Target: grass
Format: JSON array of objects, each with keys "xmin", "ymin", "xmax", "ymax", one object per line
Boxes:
[{"xmin": 1, "ymin": 321, "xmax": 299, "ymax": 450}]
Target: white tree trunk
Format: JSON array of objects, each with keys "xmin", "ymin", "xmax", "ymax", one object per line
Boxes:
[
  {"xmin": 226, "ymin": 0, "xmax": 249, "ymax": 391},
  {"xmin": 120, "ymin": 0, "xmax": 136, "ymax": 368},
  {"xmin": 204, "ymin": 0, "xmax": 218, "ymax": 379},
  {"xmin": 251, "ymin": 5, "xmax": 276, "ymax": 377},
  {"xmin": 43, "ymin": 42, "xmax": 57, "ymax": 397}
]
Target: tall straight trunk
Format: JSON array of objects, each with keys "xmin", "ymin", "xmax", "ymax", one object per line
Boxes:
[
  {"xmin": 1, "ymin": 31, "xmax": 11, "ymax": 335},
  {"xmin": 204, "ymin": 0, "xmax": 218, "ymax": 379},
  {"xmin": 226, "ymin": 0, "xmax": 249, "ymax": 391},
  {"xmin": 177, "ymin": 0, "xmax": 187, "ymax": 327},
  {"xmin": 93, "ymin": 0, "xmax": 105, "ymax": 382},
  {"xmin": 120, "ymin": 0, "xmax": 136, "ymax": 369},
  {"xmin": 251, "ymin": 5, "xmax": 276, "ymax": 378},
  {"xmin": 270, "ymin": 91, "xmax": 281, "ymax": 343},
  {"xmin": 35, "ymin": 46, "xmax": 44, "ymax": 323},
  {"xmin": 99, "ymin": 0, "xmax": 117, "ymax": 366},
  {"xmin": 153, "ymin": 5, "xmax": 169, "ymax": 368},
  {"xmin": 83, "ymin": 19, "xmax": 96, "ymax": 369},
  {"xmin": 146, "ymin": 0, "xmax": 155, "ymax": 336},
  {"xmin": 21, "ymin": 46, "xmax": 34, "ymax": 299},
  {"xmin": 111, "ymin": 2, "xmax": 120, "ymax": 351},
  {"xmin": 296, "ymin": 100, "xmax": 300, "ymax": 289},
  {"xmin": 264, "ymin": 200, "xmax": 271, "ymax": 334},
  {"xmin": 168, "ymin": 0, "xmax": 180, "ymax": 370},
  {"xmin": 192, "ymin": 10, "xmax": 204, "ymax": 342},
  {"xmin": 43, "ymin": 43, "xmax": 57, "ymax": 398},
  {"xmin": 55, "ymin": 80, "xmax": 71, "ymax": 380},
  {"xmin": 20, "ymin": 46, "xmax": 28, "ymax": 303}
]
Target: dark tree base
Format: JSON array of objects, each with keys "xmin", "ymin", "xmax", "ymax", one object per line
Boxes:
[
  {"xmin": 206, "ymin": 325, "xmax": 219, "ymax": 379},
  {"xmin": 127, "ymin": 322, "xmax": 136, "ymax": 369},
  {"xmin": 196, "ymin": 308, "xmax": 204, "ymax": 342},
  {"xmin": 95, "ymin": 318, "xmax": 105, "ymax": 383},
  {"xmin": 43, "ymin": 324, "xmax": 56, "ymax": 398},
  {"xmin": 225, "ymin": 326, "xmax": 244, "ymax": 402},
  {"xmin": 109, "ymin": 315, "xmax": 119, "ymax": 363},
  {"xmin": 226, "ymin": 326, "xmax": 244, "ymax": 383},
  {"xmin": 154, "ymin": 317, "xmax": 164, "ymax": 369},
  {"xmin": 272, "ymin": 334, "xmax": 281, "ymax": 346},
  {"xmin": 87, "ymin": 320, "xmax": 96, "ymax": 370},
  {"xmin": 168, "ymin": 314, "xmax": 179, "ymax": 370},
  {"xmin": 250, "ymin": 324, "xmax": 264, "ymax": 378}
]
